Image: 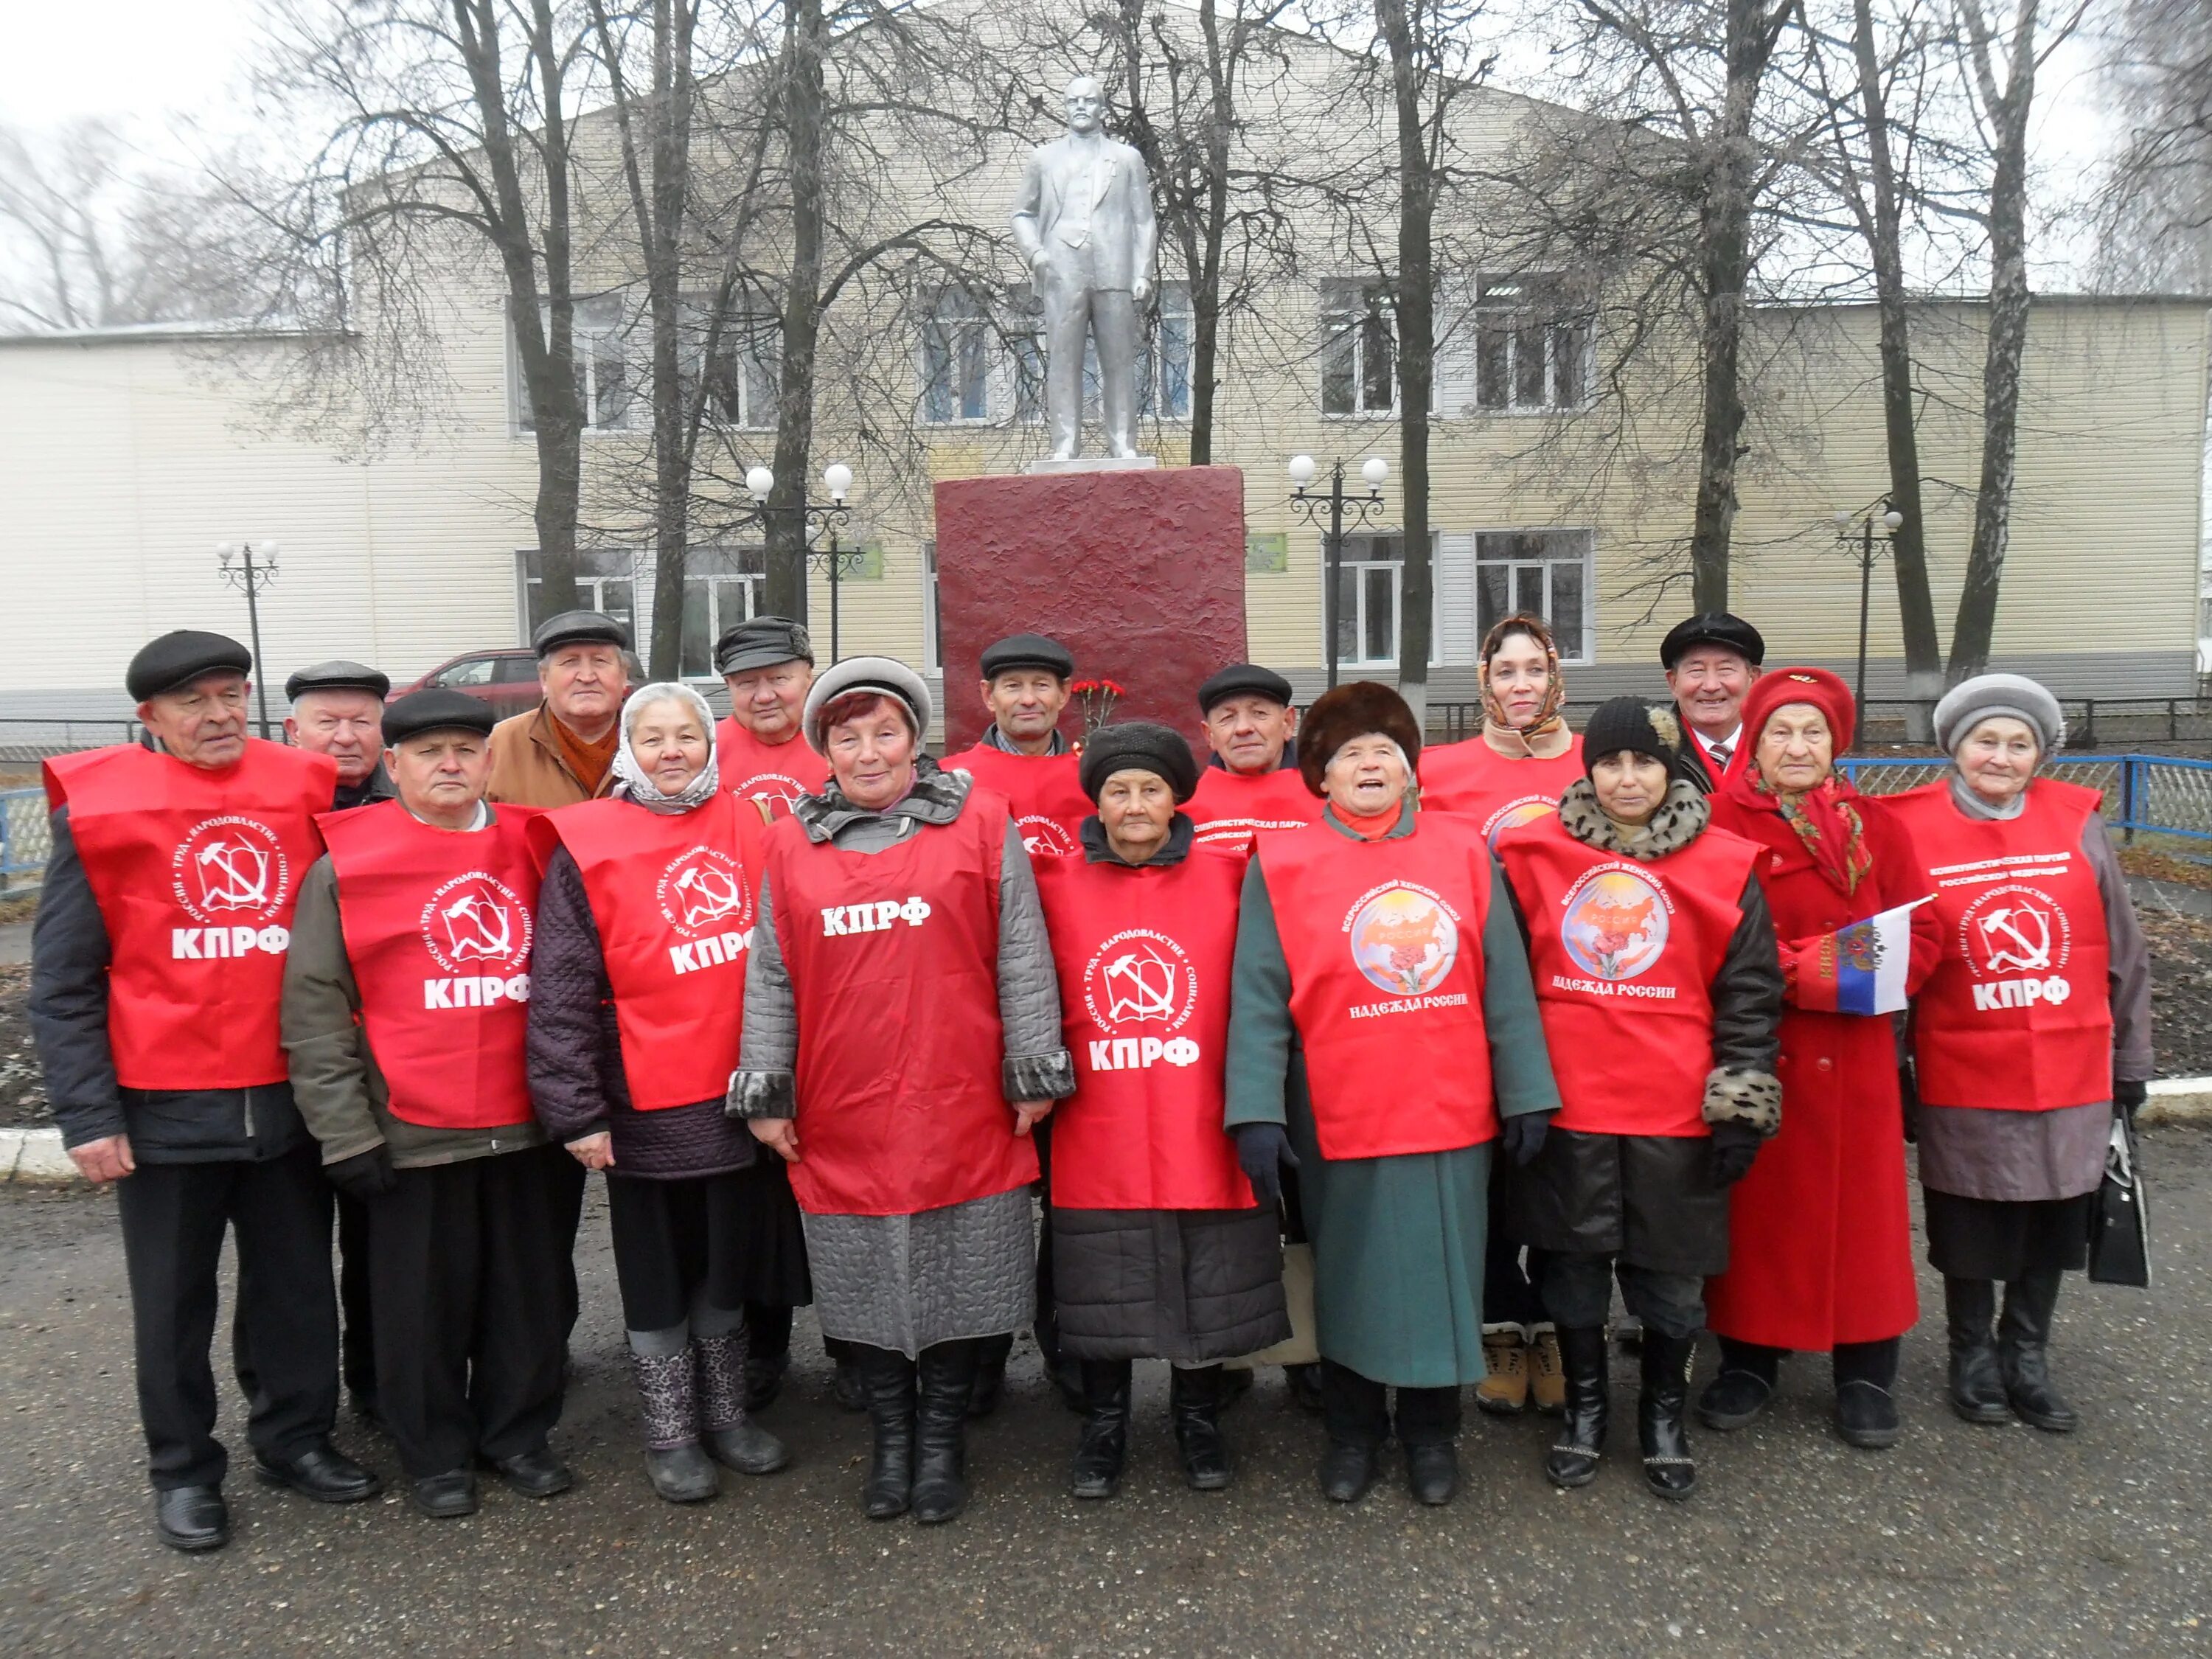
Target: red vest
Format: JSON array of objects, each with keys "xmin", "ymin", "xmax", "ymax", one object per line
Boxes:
[
  {"xmin": 940, "ymin": 743, "xmax": 1090, "ymax": 859},
  {"xmin": 714, "ymin": 716, "xmax": 829, "ymax": 818},
  {"xmin": 44, "ymin": 740, "xmax": 335, "ymax": 1091},
  {"xmin": 1034, "ymin": 847, "xmax": 1252, "ymax": 1211},
  {"xmin": 1885, "ymin": 779, "xmax": 2113, "ymax": 1111},
  {"xmin": 765, "ymin": 787, "xmax": 1038, "ymax": 1216},
  {"xmin": 1256, "ymin": 812, "xmax": 1498, "ymax": 1159},
  {"xmin": 1497, "ymin": 813, "xmax": 1761, "ymax": 1137},
  {"xmin": 319, "ymin": 801, "xmax": 543, "ymax": 1130},
  {"xmin": 1417, "ymin": 737, "xmax": 1585, "ymax": 847},
  {"xmin": 539, "ymin": 791, "xmax": 768, "ymax": 1111},
  {"xmin": 1184, "ymin": 765, "xmax": 1324, "ymax": 853}
]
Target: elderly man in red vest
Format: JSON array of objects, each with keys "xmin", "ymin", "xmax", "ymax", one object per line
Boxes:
[
  {"xmin": 1662, "ymin": 613, "xmax": 1764, "ymax": 793},
  {"xmin": 714, "ymin": 616, "xmax": 828, "ymax": 816},
  {"xmin": 282, "ymin": 688, "xmax": 574, "ymax": 1520},
  {"xmin": 31, "ymin": 631, "xmax": 381, "ymax": 1553},
  {"xmin": 1183, "ymin": 664, "xmax": 1321, "ymax": 853}
]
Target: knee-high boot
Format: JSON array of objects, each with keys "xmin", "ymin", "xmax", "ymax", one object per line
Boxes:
[
  {"xmin": 1999, "ymin": 1268, "xmax": 2078, "ymax": 1433},
  {"xmin": 1944, "ymin": 1276, "xmax": 2009, "ymax": 1425},
  {"xmin": 858, "ymin": 1346, "xmax": 917, "ymax": 1520},
  {"xmin": 1170, "ymin": 1366, "xmax": 1232, "ymax": 1492},
  {"xmin": 694, "ymin": 1329, "xmax": 790, "ymax": 1475},
  {"xmin": 911, "ymin": 1339, "xmax": 980, "ymax": 1523},
  {"xmin": 1638, "ymin": 1332, "xmax": 1697, "ymax": 1501},
  {"xmin": 1544, "ymin": 1326, "xmax": 1608, "ymax": 1489},
  {"xmin": 630, "ymin": 1349, "xmax": 717, "ymax": 1504},
  {"xmin": 1070, "ymin": 1358, "xmax": 1132, "ymax": 1500}
]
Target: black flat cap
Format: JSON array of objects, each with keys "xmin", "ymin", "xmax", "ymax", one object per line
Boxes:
[
  {"xmin": 1197, "ymin": 663, "xmax": 1293, "ymax": 715},
  {"xmin": 533, "ymin": 608, "xmax": 630, "ymax": 657},
  {"xmin": 979, "ymin": 633, "xmax": 1074, "ymax": 681},
  {"xmin": 1660, "ymin": 612, "xmax": 1764, "ymax": 669},
  {"xmin": 382, "ymin": 688, "xmax": 497, "ymax": 744},
  {"xmin": 285, "ymin": 659, "xmax": 390, "ymax": 702},
  {"xmin": 1079, "ymin": 721, "xmax": 1200, "ymax": 804},
  {"xmin": 127, "ymin": 630, "xmax": 252, "ymax": 702},
  {"xmin": 716, "ymin": 616, "xmax": 814, "ymax": 675}
]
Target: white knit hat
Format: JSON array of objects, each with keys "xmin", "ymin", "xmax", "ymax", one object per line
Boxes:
[
  {"xmin": 801, "ymin": 655, "xmax": 933, "ymax": 754},
  {"xmin": 1933, "ymin": 673, "xmax": 2066, "ymax": 757}
]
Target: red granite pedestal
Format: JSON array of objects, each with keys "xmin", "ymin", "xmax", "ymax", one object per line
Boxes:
[{"xmin": 933, "ymin": 465, "xmax": 1247, "ymax": 752}]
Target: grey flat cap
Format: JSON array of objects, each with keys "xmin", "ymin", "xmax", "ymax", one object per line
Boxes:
[
  {"xmin": 285, "ymin": 659, "xmax": 390, "ymax": 702},
  {"xmin": 533, "ymin": 608, "xmax": 630, "ymax": 656},
  {"xmin": 1934, "ymin": 673, "xmax": 2066, "ymax": 756},
  {"xmin": 716, "ymin": 616, "xmax": 814, "ymax": 675},
  {"xmin": 801, "ymin": 655, "xmax": 933, "ymax": 754}
]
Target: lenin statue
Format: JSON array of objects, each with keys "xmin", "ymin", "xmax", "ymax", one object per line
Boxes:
[{"xmin": 1009, "ymin": 75, "xmax": 1159, "ymax": 462}]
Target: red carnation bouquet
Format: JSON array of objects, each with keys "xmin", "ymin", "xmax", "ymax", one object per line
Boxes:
[{"xmin": 1070, "ymin": 678, "xmax": 1126, "ymax": 736}]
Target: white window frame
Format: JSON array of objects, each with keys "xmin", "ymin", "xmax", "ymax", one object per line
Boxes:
[
  {"xmin": 1472, "ymin": 529, "xmax": 1596, "ymax": 664},
  {"xmin": 922, "ymin": 538, "xmax": 941, "ymax": 673},
  {"xmin": 1472, "ymin": 275, "xmax": 1594, "ymax": 415},
  {"xmin": 688, "ymin": 302, "xmax": 780, "ymax": 434},
  {"xmin": 1319, "ymin": 279, "xmax": 1397, "ymax": 418},
  {"xmin": 1330, "ymin": 532, "xmax": 1404, "ymax": 667},
  {"xmin": 679, "ymin": 546, "xmax": 768, "ymax": 680},
  {"xmin": 514, "ymin": 294, "xmax": 640, "ymax": 436},
  {"xmin": 516, "ymin": 549, "xmax": 640, "ymax": 641},
  {"xmin": 919, "ymin": 288, "xmax": 998, "ymax": 426}
]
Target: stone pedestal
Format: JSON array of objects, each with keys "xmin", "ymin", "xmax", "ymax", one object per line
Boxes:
[{"xmin": 933, "ymin": 465, "xmax": 1247, "ymax": 753}]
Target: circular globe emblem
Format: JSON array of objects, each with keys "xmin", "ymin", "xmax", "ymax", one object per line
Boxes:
[
  {"xmin": 1349, "ymin": 886, "xmax": 1460, "ymax": 996},
  {"xmin": 1481, "ymin": 796, "xmax": 1557, "ymax": 849},
  {"xmin": 1561, "ymin": 867, "xmax": 1669, "ymax": 981}
]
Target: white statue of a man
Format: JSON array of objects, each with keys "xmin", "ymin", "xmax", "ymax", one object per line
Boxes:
[{"xmin": 1009, "ymin": 75, "xmax": 1159, "ymax": 462}]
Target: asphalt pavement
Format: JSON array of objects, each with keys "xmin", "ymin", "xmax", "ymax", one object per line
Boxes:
[{"xmin": 4, "ymin": 1134, "xmax": 2209, "ymax": 1658}]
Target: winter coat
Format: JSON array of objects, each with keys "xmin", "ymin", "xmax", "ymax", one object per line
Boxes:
[
  {"xmin": 487, "ymin": 702, "xmax": 618, "ymax": 809},
  {"xmin": 1223, "ymin": 799, "xmax": 1562, "ymax": 1388},
  {"xmin": 282, "ymin": 826, "xmax": 549, "ymax": 1171},
  {"xmin": 1500, "ymin": 779, "xmax": 1784, "ymax": 1276},
  {"xmin": 526, "ymin": 847, "xmax": 759, "ymax": 1180},
  {"xmin": 1702, "ymin": 793, "xmax": 1937, "ymax": 1348},
  {"xmin": 30, "ymin": 805, "xmax": 310, "ymax": 1163}
]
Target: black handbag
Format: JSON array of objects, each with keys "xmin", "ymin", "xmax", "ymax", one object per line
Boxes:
[{"xmin": 2087, "ymin": 1112, "xmax": 2152, "ymax": 1288}]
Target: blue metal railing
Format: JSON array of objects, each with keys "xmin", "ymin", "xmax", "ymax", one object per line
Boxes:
[{"xmin": 1839, "ymin": 754, "xmax": 2212, "ymax": 842}]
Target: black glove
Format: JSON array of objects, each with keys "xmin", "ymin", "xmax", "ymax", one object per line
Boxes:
[
  {"xmin": 1233, "ymin": 1122, "xmax": 1300, "ymax": 1210},
  {"xmin": 1500, "ymin": 1111, "xmax": 1553, "ymax": 1168},
  {"xmin": 326, "ymin": 1145, "xmax": 397, "ymax": 1203},
  {"xmin": 2115, "ymin": 1078, "xmax": 2148, "ymax": 1124},
  {"xmin": 1708, "ymin": 1121, "xmax": 1764, "ymax": 1187}
]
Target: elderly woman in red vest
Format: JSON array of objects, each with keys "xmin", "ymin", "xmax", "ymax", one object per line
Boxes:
[
  {"xmin": 1885, "ymin": 675, "xmax": 2152, "ymax": 1433},
  {"xmin": 1416, "ymin": 612, "xmax": 1586, "ymax": 1416},
  {"xmin": 1035, "ymin": 723, "xmax": 1290, "ymax": 1500},
  {"xmin": 729, "ymin": 658, "xmax": 1074, "ymax": 1526},
  {"xmin": 1225, "ymin": 683, "xmax": 1561, "ymax": 1508},
  {"xmin": 1699, "ymin": 669, "xmax": 1939, "ymax": 1450},
  {"xmin": 1495, "ymin": 697, "xmax": 1784, "ymax": 1502},
  {"xmin": 529, "ymin": 683, "xmax": 798, "ymax": 1504}
]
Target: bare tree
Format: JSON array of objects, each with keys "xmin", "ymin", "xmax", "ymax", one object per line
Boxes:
[{"xmin": 2093, "ymin": 0, "xmax": 2212, "ymax": 291}]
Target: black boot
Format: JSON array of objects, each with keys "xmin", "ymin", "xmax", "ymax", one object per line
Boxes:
[
  {"xmin": 969, "ymin": 1331, "xmax": 1012, "ymax": 1419},
  {"xmin": 1036, "ymin": 1318, "xmax": 1085, "ymax": 1414},
  {"xmin": 1832, "ymin": 1338, "xmax": 1902, "ymax": 1450},
  {"xmin": 1070, "ymin": 1359, "xmax": 1132, "ymax": 1500},
  {"xmin": 1170, "ymin": 1366, "xmax": 1232, "ymax": 1492},
  {"xmin": 695, "ymin": 1330, "xmax": 790, "ymax": 1475},
  {"xmin": 742, "ymin": 1303, "xmax": 793, "ymax": 1413},
  {"xmin": 824, "ymin": 1336, "xmax": 867, "ymax": 1413},
  {"xmin": 1696, "ymin": 1337, "xmax": 1778, "ymax": 1430},
  {"xmin": 2000, "ymin": 1269, "xmax": 2079, "ymax": 1433},
  {"xmin": 1638, "ymin": 1332, "xmax": 1697, "ymax": 1501},
  {"xmin": 911, "ymin": 1340, "xmax": 980, "ymax": 1523},
  {"xmin": 631, "ymin": 1348, "xmax": 718, "ymax": 1504},
  {"xmin": 858, "ymin": 1347, "xmax": 917, "ymax": 1520},
  {"xmin": 1944, "ymin": 1276, "xmax": 2010, "ymax": 1425},
  {"xmin": 1544, "ymin": 1326, "xmax": 1609, "ymax": 1489}
]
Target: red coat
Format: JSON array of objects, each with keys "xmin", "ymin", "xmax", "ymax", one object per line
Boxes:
[{"xmin": 1702, "ymin": 793, "xmax": 1938, "ymax": 1350}]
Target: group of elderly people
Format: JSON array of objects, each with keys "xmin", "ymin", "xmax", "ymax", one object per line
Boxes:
[{"xmin": 31, "ymin": 602, "xmax": 2151, "ymax": 1551}]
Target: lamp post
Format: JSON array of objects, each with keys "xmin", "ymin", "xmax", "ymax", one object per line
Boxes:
[
  {"xmin": 215, "ymin": 540, "xmax": 280, "ymax": 739},
  {"xmin": 1287, "ymin": 454, "xmax": 1391, "ymax": 690},
  {"xmin": 1833, "ymin": 502, "xmax": 1906, "ymax": 718},
  {"xmin": 746, "ymin": 463, "xmax": 860, "ymax": 663}
]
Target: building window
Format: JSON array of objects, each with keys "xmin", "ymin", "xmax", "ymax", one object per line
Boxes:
[
  {"xmin": 1475, "ymin": 530, "xmax": 1593, "ymax": 663},
  {"xmin": 519, "ymin": 549, "xmax": 638, "ymax": 639},
  {"xmin": 922, "ymin": 288, "xmax": 993, "ymax": 423},
  {"xmin": 922, "ymin": 539, "xmax": 941, "ymax": 672},
  {"xmin": 1321, "ymin": 280, "xmax": 1395, "ymax": 416},
  {"xmin": 1007, "ymin": 281, "xmax": 1193, "ymax": 425},
  {"xmin": 1473, "ymin": 276, "xmax": 1592, "ymax": 412},
  {"xmin": 1332, "ymin": 533, "xmax": 1402, "ymax": 666},
  {"xmin": 680, "ymin": 546, "xmax": 768, "ymax": 678},
  {"xmin": 515, "ymin": 294, "xmax": 637, "ymax": 433},
  {"xmin": 691, "ymin": 304, "xmax": 779, "ymax": 431}
]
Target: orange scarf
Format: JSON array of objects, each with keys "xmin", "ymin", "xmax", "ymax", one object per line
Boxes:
[{"xmin": 549, "ymin": 711, "xmax": 620, "ymax": 796}]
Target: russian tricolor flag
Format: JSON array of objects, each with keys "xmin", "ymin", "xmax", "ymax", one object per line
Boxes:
[{"xmin": 1795, "ymin": 899, "xmax": 1929, "ymax": 1016}]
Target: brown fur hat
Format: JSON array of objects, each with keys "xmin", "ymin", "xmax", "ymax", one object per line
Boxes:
[{"xmin": 1298, "ymin": 681, "xmax": 1423, "ymax": 798}]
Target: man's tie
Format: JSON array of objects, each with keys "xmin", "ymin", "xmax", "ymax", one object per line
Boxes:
[{"xmin": 1708, "ymin": 741, "xmax": 1731, "ymax": 770}]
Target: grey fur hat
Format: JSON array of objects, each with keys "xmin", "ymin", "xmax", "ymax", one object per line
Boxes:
[
  {"xmin": 1934, "ymin": 673, "xmax": 2065, "ymax": 757},
  {"xmin": 801, "ymin": 655, "xmax": 933, "ymax": 754}
]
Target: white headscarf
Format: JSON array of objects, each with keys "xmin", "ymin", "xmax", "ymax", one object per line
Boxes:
[{"xmin": 611, "ymin": 682, "xmax": 720, "ymax": 814}]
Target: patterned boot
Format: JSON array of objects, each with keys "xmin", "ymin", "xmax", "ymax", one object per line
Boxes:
[
  {"xmin": 694, "ymin": 1328, "xmax": 790, "ymax": 1475},
  {"xmin": 631, "ymin": 1349, "xmax": 717, "ymax": 1503}
]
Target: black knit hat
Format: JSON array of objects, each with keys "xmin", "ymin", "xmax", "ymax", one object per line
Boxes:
[
  {"xmin": 126, "ymin": 630, "xmax": 252, "ymax": 702},
  {"xmin": 382, "ymin": 689, "xmax": 497, "ymax": 744},
  {"xmin": 1079, "ymin": 721, "xmax": 1200, "ymax": 804},
  {"xmin": 1581, "ymin": 697, "xmax": 1683, "ymax": 774}
]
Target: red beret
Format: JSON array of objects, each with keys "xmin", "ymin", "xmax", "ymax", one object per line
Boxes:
[{"xmin": 1738, "ymin": 666, "xmax": 1855, "ymax": 755}]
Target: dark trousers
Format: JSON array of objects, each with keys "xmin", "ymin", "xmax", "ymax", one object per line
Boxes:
[
  {"xmin": 114, "ymin": 1142, "xmax": 338, "ymax": 1490},
  {"xmin": 1482, "ymin": 1234, "xmax": 1547, "ymax": 1327},
  {"xmin": 605, "ymin": 1170, "xmax": 751, "ymax": 1333},
  {"xmin": 546, "ymin": 1151, "xmax": 588, "ymax": 1340},
  {"xmin": 1319, "ymin": 1357, "xmax": 1462, "ymax": 1451},
  {"xmin": 232, "ymin": 1182, "xmax": 378, "ymax": 1408},
  {"xmin": 367, "ymin": 1145, "xmax": 571, "ymax": 1480},
  {"xmin": 1541, "ymin": 1251, "xmax": 1705, "ymax": 1340}
]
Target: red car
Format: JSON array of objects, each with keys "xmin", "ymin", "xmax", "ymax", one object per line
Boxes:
[{"xmin": 392, "ymin": 647, "xmax": 647, "ymax": 717}]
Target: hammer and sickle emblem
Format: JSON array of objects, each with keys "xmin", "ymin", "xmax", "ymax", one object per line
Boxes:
[
  {"xmin": 1978, "ymin": 905, "xmax": 2053, "ymax": 973},
  {"xmin": 1102, "ymin": 947, "xmax": 1178, "ymax": 1023},
  {"xmin": 673, "ymin": 863, "xmax": 742, "ymax": 928},
  {"xmin": 440, "ymin": 889, "xmax": 514, "ymax": 961},
  {"xmin": 194, "ymin": 838, "xmax": 271, "ymax": 910}
]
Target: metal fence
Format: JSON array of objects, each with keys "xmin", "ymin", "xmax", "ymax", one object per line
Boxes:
[
  {"xmin": 1, "ymin": 786, "xmax": 51, "ymax": 897},
  {"xmin": 0, "ymin": 717, "xmax": 142, "ymax": 764},
  {"xmin": 1840, "ymin": 753, "xmax": 2212, "ymax": 841},
  {"xmin": 1423, "ymin": 696, "xmax": 2212, "ymax": 750}
]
